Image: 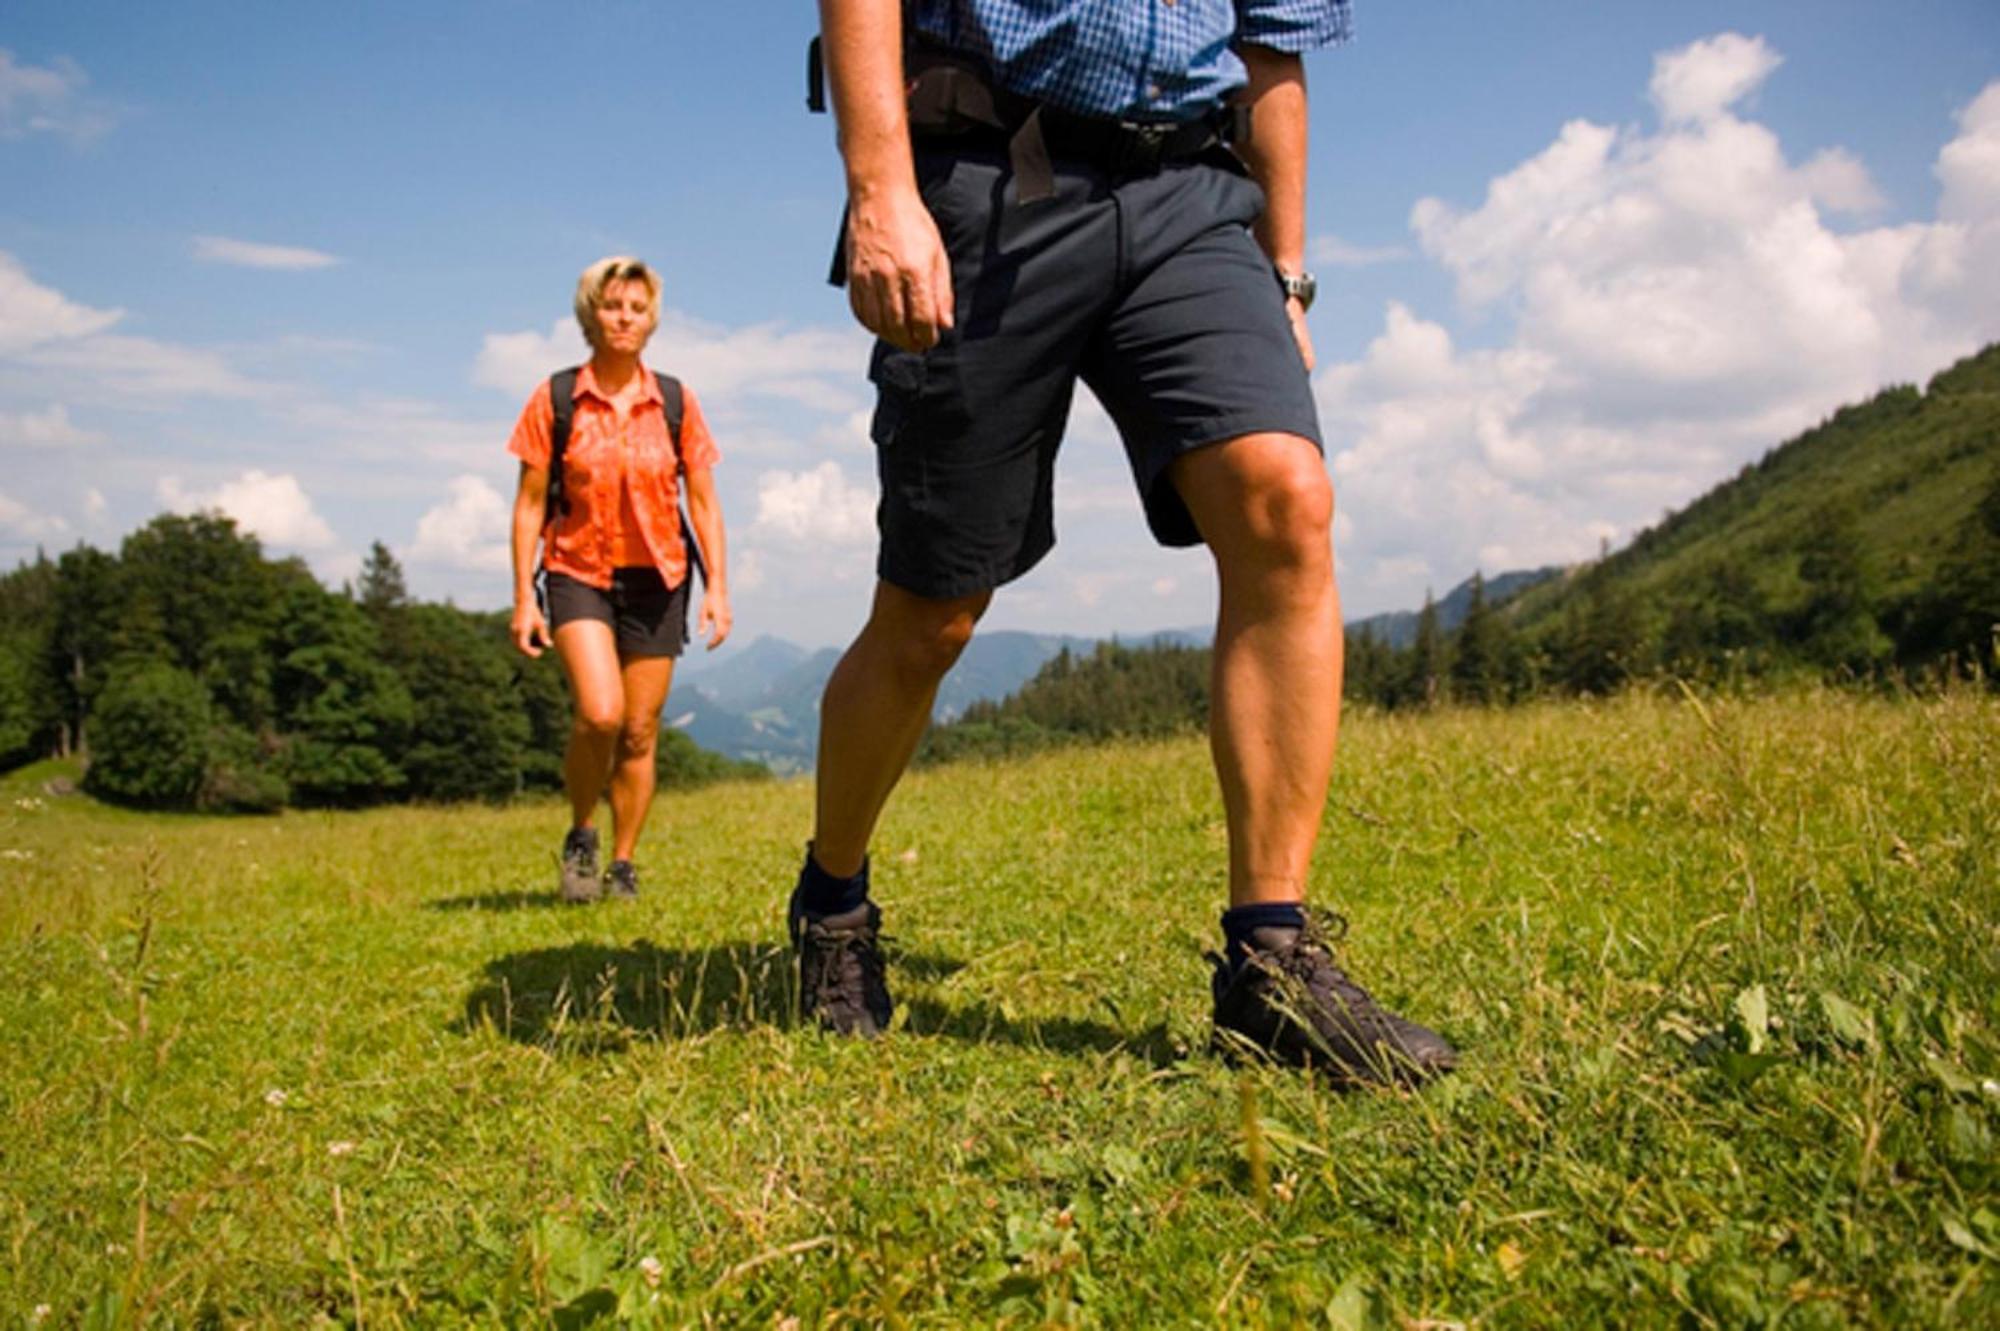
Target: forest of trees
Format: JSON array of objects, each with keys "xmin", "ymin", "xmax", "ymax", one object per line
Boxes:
[
  {"xmin": 0, "ymin": 514, "xmax": 764, "ymax": 810},
  {"xmin": 920, "ymin": 468, "xmax": 2000, "ymax": 765}
]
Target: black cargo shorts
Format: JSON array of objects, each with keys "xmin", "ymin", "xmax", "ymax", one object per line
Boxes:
[{"xmin": 868, "ymin": 142, "xmax": 1323, "ymax": 599}]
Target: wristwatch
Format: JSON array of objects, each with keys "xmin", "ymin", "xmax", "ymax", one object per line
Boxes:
[{"xmin": 1276, "ymin": 267, "xmax": 1317, "ymax": 311}]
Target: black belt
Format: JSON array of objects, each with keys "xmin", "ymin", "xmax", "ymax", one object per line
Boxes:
[
  {"xmin": 821, "ymin": 47, "xmax": 1248, "ymax": 285},
  {"xmin": 905, "ymin": 52, "xmax": 1246, "ymax": 203}
]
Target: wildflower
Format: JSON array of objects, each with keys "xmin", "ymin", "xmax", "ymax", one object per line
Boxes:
[
  {"xmin": 638, "ymin": 1255, "xmax": 663, "ymax": 1289},
  {"xmin": 327, "ymin": 1140, "xmax": 356, "ymax": 1157},
  {"xmin": 264, "ymin": 1088, "xmax": 288, "ymax": 1108},
  {"xmin": 31, "ymin": 1306, "xmax": 51, "ymax": 1325}
]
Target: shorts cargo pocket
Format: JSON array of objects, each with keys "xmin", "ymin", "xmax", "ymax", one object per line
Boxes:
[{"xmin": 868, "ymin": 342, "xmax": 927, "ymax": 448}]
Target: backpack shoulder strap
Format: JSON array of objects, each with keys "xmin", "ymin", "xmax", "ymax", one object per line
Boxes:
[
  {"xmin": 545, "ymin": 367, "xmax": 580, "ymax": 522},
  {"xmin": 653, "ymin": 371, "xmax": 684, "ymax": 459},
  {"xmin": 549, "ymin": 367, "xmax": 579, "ymax": 459},
  {"xmin": 651, "ymin": 370, "xmax": 703, "ymax": 587}
]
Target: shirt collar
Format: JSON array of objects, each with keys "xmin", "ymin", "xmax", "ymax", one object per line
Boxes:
[{"xmin": 573, "ymin": 361, "xmax": 663, "ymax": 406}]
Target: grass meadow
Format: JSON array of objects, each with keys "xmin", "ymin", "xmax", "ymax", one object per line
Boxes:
[{"xmin": 0, "ymin": 690, "xmax": 1994, "ymax": 1327}]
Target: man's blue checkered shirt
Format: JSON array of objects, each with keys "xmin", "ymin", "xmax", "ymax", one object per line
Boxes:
[{"xmin": 908, "ymin": 0, "xmax": 1351, "ymax": 123}]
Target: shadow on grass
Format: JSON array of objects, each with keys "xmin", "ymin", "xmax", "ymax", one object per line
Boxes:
[
  {"xmin": 425, "ymin": 891, "xmax": 566, "ymax": 913},
  {"xmin": 458, "ymin": 939, "xmax": 1176, "ymax": 1065}
]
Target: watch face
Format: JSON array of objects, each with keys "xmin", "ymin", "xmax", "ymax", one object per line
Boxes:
[{"xmin": 1282, "ymin": 271, "xmax": 1316, "ymax": 310}]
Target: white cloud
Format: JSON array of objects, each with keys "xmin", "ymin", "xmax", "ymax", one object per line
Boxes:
[
  {"xmin": 0, "ymin": 489, "xmax": 69, "ymax": 542},
  {"xmin": 157, "ymin": 470, "xmax": 337, "ymax": 551},
  {"xmin": 1938, "ymin": 83, "xmax": 2000, "ymax": 224},
  {"xmin": 1324, "ymin": 49, "xmax": 2000, "ymax": 614},
  {"xmin": 0, "ymin": 49, "xmax": 114, "ymax": 143},
  {"xmin": 82, "ymin": 487, "xmax": 106, "ymax": 519},
  {"xmin": 0, "ymin": 252, "xmax": 268, "ymax": 402},
  {"xmin": 408, "ymin": 475, "xmax": 510, "ymax": 572},
  {"xmin": 472, "ymin": 309, "xmax": 866, "ymax": 413},
  {"xmin": 0, "ymin": 403, "xmax": 98, "ymax": 448},
  {"xmin": 473, "ymin": 320, "xmax": 588, "ymax": 397},
  {"xmin": 25, "ymin": 331, "xmax": 268, "ymax": 401},
  {"xmin": 752, "ymin": 460, "xmax": 875, "ymax": 547},
  {"xmin": 192, "ymin": 235, "xmax": 341, "ymax": 270},
  {"xmin": 0, "ymin": 251, "xmax": 123, "ymax": 354},
  {"xmin": 1799, "ymin": 148, "xmax": 1883, "ymax": 215},
  {"xmin": 1310, "ymin": 234, "xmax": 1410, "ymax": 267},
  {"xmin": 1648, "ymin": 32, "xmax": 1781, "ymax": 126}
]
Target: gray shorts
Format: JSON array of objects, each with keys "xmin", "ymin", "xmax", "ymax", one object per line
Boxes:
[
  {"xmin": 868, "ymin": 142, "xmax": 1323, "ymax": 599},
  {"xmin": 543, "ymin": 567, "xmax": 689, "ymax": 659}
]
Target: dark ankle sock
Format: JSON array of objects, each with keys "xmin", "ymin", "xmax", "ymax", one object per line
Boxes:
[
  {"xmin": 1221, "ymin": 901, "xmax": 1307, "ymax": 967},
  {"xmin": 798, "ymin": 845, "xmax": 869, "ymax": 918}
]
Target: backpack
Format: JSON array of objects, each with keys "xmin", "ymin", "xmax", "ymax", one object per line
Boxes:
[{"xmin": 544, "ymin": 366, "xmax": 705, "ymax": 586}]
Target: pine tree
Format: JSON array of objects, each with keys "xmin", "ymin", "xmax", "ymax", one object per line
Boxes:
[
  {"xmin": 1402, "ymin": 592, "xmax": 1445, "ymax": 707},
  {"xmin": 1450, "ymin": 573, "xmax": 1502, "ymax": 704},
  {"xmin": 1560, "ymin": 567, "xmax": 1646, "ymax": 696},
  {"xmin": 356, "ymin": 540, "xmax": 409, "ymax": 616}
]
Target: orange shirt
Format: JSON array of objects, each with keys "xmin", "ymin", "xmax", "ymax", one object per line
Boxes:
[{"xmin": 508, "ymin": 363, "xmax": 720, "ymax": 589}]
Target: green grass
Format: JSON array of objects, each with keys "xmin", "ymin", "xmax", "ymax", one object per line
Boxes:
[{"xmin": 1, "ymin": 691, "xmax": 1995, "ymax": 1327}]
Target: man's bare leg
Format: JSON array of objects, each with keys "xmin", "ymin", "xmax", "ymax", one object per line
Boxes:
[
  {"xmin": 1169, "ymin": 431, "xmax": 1341, "ymax": 907},
  {"xmin": 1179, "ymin": 433, "xmax": 1456, "ymax": 1082},
  {"xmin": 811, "ymin": 581, "xmax": 993, "ymax": 877}
]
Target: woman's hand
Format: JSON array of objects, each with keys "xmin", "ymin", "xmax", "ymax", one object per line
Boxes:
[
  {"xmin": 511, "ymin": 599, "xmax": 552, "ymax": 658},
  {"xmin": 697, "ymin": 586, "xmax": 733, "ymax": 650}
]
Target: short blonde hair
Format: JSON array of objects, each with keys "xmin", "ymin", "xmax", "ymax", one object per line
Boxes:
[{"xmin": 574, "ymin": 256, "xmax": 662, "ymax": 348}]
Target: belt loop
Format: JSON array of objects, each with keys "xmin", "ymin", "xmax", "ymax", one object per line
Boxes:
[{"xmin": 1009, "ymin": 106, "xmax": 1056, "ymax": 204}]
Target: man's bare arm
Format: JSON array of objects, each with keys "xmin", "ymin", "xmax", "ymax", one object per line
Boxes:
[
  {"xmin": 819, "ymin": 0, "xmax": 955, "ymax": 351},
  {"xmin": 1235, "ymin": 43, "xmax": 1314, "ymax": 370}
]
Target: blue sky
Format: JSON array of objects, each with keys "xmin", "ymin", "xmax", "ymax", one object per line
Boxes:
[{"xmin": 3, "ymin": 1, "xmax": 1997, "ymax": 648}]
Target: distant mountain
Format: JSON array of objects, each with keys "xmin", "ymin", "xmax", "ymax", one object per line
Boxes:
[
  {"xmin": 675, "ymin": 635, "xmax": 809, "ymax": 712},
  {"xmin": 1348, "ymin": 567, "xmax": 1562, "ymax": 648},
  {"xmin": 671, "ymin": 630, "xmax": 1097, "ymax": 772}
]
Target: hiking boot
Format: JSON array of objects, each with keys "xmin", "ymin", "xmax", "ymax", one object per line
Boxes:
[
  {"xmin": 788, "ymin": 886, "xmax": 893, "ymax": 1038},
  {"xmin": 558, "ymin": 827, "xmax": 601, "ymax": 903},
  {"xmin": 604, "ymin": 859, "xmax": 639, "ymax": 900},
  {"xmin": 1210, "ymin": 913, "xmax": 1457, "ymax": 1088}
]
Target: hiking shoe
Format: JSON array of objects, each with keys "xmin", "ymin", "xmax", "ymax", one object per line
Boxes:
[
  {"xmin": 558, "ymin": 827, "xmax": 601, "ymax": 903},
  {"xmin": 788, "ymin": 886, "xmax": 893, "ymax": 1038},
  {"xmin": 1210, "ymin": 913, "xmax": 1457, "ymax": 1088},
  {"xmin": 604, "ymin": 859, "xmax": 639, "ymax": 900}
]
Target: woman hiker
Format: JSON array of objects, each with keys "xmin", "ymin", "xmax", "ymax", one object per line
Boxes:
[{"xmin": 506, "ymin": 255, "xmax": 732, "ymax": 901}]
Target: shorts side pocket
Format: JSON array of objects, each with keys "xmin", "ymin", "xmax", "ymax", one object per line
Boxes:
[{"xmin": 868, "ymin": 342, "xmax": 927, "ymax": 449}]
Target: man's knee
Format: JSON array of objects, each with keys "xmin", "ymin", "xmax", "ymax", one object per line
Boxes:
[
  {"xmin": 872, "ymin": 585, "xmax": 991, "ymax": 681},
  {"xmin": 1236, "ymin": 448, "xmax": 1334, "ymax": 568}
]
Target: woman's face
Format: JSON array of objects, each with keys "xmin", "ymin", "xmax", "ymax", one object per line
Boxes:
[{"xmin": 593, "ymin": 278, "xmax": 656, "ymax": 355}]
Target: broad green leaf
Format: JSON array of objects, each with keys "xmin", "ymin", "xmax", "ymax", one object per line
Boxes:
[
  {"xmin": 1820, "ymin": 992, "xmax": 1876, "ymax": 1050},
  {"xmin": 1942, "ymin": 1216, "xmax": 1995, "ymax": 1259},
  {"xmin": 1325, "ymin": 1274, "xmax": 1381, "ymax": 1331},
  {"xmin": 1734, "ymin": 984, "xmax": 1770, "ymax": 1054},
  {"xmin": 1924, "ymin": 1054, "xmax": 1978, "ymax": 1095}
]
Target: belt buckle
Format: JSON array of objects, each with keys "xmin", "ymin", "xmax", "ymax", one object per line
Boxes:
[{"xmin": 1112, "ymin": 120, "xmax": 1170, "ymax": 175}]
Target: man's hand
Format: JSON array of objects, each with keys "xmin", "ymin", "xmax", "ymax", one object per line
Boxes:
[
  {"xmin": 1286, "ymin": 296, "xmax": 1315, "ymax": 372},
  {"xmin": 846, "ymin": 185, "xmax": 955, "ymax": 352}
]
